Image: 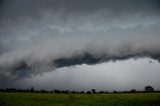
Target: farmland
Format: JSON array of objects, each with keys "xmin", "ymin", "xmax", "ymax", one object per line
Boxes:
[{"xmin": 0, "ymin": 92, "xmax": 160, "ymax": 106}]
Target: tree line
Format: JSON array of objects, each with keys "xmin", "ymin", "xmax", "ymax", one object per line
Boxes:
[{"xmin": 0, "ymin": 86, "xmax": 159, "ymax": 94}]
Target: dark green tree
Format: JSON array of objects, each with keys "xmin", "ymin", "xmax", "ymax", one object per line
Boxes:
[
  {"xmin": 145, "ymin": 86, "xmax": 154, "ymax": 92},
  {"xmin": 91, "ymin": 89, "xmax": 96, "ymax": 94}
]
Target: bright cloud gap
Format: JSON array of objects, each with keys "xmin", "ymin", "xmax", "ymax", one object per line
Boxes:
[{"xmin": 10, "ymin": 57, "xmax": 160, "ymax": 91}]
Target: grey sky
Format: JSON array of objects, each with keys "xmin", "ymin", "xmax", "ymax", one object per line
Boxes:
[
  {"xmin": 0, "ymin": 0, "xmax": 160, "ymax": 90},
  {"xmin": 5, "ymin": 58, "xmax": 160, "ymax": 91}
]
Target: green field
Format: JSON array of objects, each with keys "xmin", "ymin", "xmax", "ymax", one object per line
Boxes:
[{"xmin": 0, "ymin": 92, "xmax": 160, "ymax": 106}]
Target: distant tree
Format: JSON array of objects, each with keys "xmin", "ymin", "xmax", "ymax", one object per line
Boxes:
[
  {"xmin": 91, "ymin": 89, "xmax": 96, "ymax": 94},
  {"xmin": 6, "ymin": 88, "xmax": 16, "ymax": 92},
  {"xmin": 30, "ymin": 87, "xmax": 34, "ymax": 92},
  {"xmin": 122, "ymin": 91, "xmax": 128, "ymax": 93},
  {"xmin": 17, "ymin": 89, "xmax": 22, "ymax": 92},
  {"xmin": 113, "ymin": 90, "xmax": 117, "ymax": 93},
  {"xmin": 80, "ymin": 91, "xmax": 84, "ymax": 94},
  {"xmin": 64, "ymin": 90, "xmax": 69, "ymax": 94},
  {"xmin": 0, "ymin": 89, "xmax": 5, "ymax": 92},
  {"xmin": 99, "ymin": 91, "xmax": 104, "ymax": 94},
  {"xmin": 87, "ymin": 91, "xmax": 91, "ymax": 94},
  {"xmin": 130, "ymin": 89, "xmax": 136, "ymax": 93},
  {"xmin": 145, "ymin": 86, "xmax": 154, "ymax": 92},
  {"xmin": 54, "ymin": 89, "xmax": 61, "ymax": 93},
  {"xmin": 40, "ymin": 89, "xmax": 47, "ymax": 93},
  {"xmin": 71, "ymin": 91, "xmax": 75, "ymax": 94}
]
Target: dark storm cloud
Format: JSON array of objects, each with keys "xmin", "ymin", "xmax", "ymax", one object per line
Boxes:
[
  {"xmin": 54, "ymin": 52, "xmax": 160, "ymax": 68},
  {"xmin": 0, "ymin": 0, "xmax": 160, "ymax": 81},
  {"xmin": 0, "ymin": 0, "xmax": 160, "ymax": 19}
]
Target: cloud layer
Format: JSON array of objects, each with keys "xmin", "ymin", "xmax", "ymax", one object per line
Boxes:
[
  {"xmin": 7, "ymin": 58, "xmax": 160, "ymax": 91},
  {"xmin": 0, "ymin": 0, "xmax": 160, "ymax": 81}
]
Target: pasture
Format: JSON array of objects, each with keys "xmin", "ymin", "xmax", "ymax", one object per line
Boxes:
[{"xmin": 0, "ymin": 92, "xmax": 160, "ymax": 106}]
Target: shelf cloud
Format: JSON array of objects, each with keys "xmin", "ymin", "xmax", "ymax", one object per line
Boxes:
[{"xmin": 0, "ymin": 0, "xmax": 160, "ymax": 82}]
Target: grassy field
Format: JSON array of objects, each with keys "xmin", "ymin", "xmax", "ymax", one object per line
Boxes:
[{"xmin": 0, "ymin": 92, "xmax": 160, "ymax": 106}]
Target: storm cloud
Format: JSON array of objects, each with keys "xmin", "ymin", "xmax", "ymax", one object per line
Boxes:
[{"xmin": 0, "ymin": 0, "xmax": 160, "ymax": 83}]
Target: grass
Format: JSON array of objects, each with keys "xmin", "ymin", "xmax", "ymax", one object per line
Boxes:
[{"xmin": 0, "ymin": 92, "xmax": 160, "ymax": 106}]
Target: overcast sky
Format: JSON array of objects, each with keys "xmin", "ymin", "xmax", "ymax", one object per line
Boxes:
[{"xmin": 0, "ymin": 0, "xmax": 160, "ymax": 91}]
